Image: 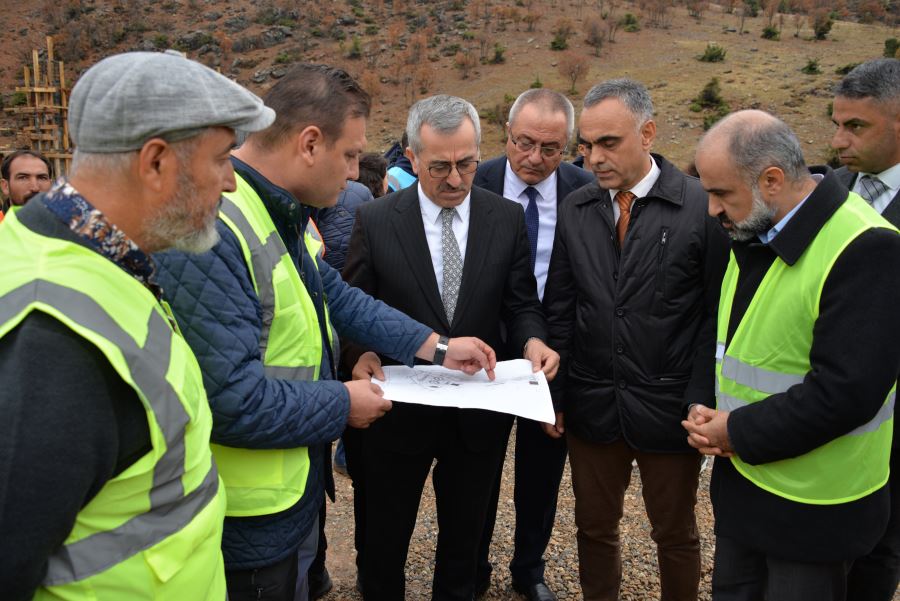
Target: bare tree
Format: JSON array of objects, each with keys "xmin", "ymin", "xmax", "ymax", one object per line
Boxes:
[
  {"xmin": 454, "ymin": 49, "xmax": 477, "ymax": 79},
  {"xmin": 584, "ymin": 17, "xmax": 605, "ymax": 56},
  {"xmin": 558, "ymin": 51, "xmax": 590, "ymax": 94}
]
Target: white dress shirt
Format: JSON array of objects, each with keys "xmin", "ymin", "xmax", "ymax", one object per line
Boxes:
[
  {"xmin": 852, "ymin": 162, "xmax": 900, "ymax": 215},
  {"xmin": 610, "ymin": 155, "xmax": 661, "ymax": 222},
  {"xmin": 418, "ymin": 183, "xmax": 471, "ymax": 298},
  {"xmin": 503, "ymin": 162, "xmax": 557, "ymax": 300}
]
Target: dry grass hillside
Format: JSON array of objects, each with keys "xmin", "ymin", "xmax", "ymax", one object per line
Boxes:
[{"xmin": 0, "ymin": 0, "xmax": 898, "ymax": 169}]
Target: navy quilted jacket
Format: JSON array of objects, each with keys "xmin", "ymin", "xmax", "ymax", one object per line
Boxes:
[
  {"xmin": 317, "ymin": 181, "xmax": 374, "ymax": 272},
  {"xmin": 154, "ymin": 157, "xmax": 432, "ymax": 569}
]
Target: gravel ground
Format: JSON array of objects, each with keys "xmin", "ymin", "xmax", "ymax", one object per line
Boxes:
[{"xmin": 321, "ymin": 432, "xmax": 716, "ymax": 600}]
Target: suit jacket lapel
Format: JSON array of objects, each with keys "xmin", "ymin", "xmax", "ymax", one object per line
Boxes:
[
  {"xmin": 881, "ymin": 190, "xmax": 900, "ymax": 228},
  {"xmin": 391, "ymin": 187, "xmax": 449, "ymax": 329},
  {"xmin": 453, "ymin": 189, "xmax": 492, "ymax": 325}
]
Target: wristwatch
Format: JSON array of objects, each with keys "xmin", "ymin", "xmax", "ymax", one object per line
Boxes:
[{"xmin": 433, "ymin": 335, "xmax": 450, "ymax": 366}]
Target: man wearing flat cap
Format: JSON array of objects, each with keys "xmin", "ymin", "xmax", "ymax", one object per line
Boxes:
[
  {"xmin": 0, "ymin": 51, "xmax": 273, "ymax": 600},
  {"xmin": 153, "ymin": 64, "xmax": 498, "ymax": 601}
]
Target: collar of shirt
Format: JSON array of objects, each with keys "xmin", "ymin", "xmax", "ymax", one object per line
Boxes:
[
  {"xmin": 503, "ymin": 160, "xmax": 557, "ymax": 204},
  {"xmin": 609, "ymin": 154, "xmax": 661, "ymax": 203},
  {"xmin": 41, "ymin": 179, "xmax": 161, "ymax": 298},
  {"xmin": 854, "ymin": 162, "xmax": 900, "ymax": 212},
  {"xmin": 417, "ymin": 182, "xmax": 472, "ymax": 225},
  {"xmin": 758, "ymin": 173, "xmax": 823, "ymax": 244}
]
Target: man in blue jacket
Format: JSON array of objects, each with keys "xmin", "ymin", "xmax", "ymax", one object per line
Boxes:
[
  {"xmin": 155, "ymin": 64, "xmax": 496, "ymax": 601},
  {"xmin": 473, "ymin": 88, "xmax": 593, "ymax": 601}
]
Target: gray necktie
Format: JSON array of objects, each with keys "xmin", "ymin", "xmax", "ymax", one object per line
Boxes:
[
  {"xmin": 441, "ymin": 207, "xmax": 462, "ymax": 324},
  {"xmin": 859, "ymin": 175, "xmax": 888, "ymax": 206}
]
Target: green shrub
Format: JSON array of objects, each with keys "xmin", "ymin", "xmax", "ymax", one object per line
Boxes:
[
  {"xmin": 835, "ymin": 62, "xmax": 859, "ymax": 75},
  {"xmin": 347, "ymin": 36, "xmax": 362, "ymax": 59},
  {"xmin": 366, "ymin": 24, "xmax": 379, "ymax": 35},
  {"xmin": 491, "ymin": 43, "xmax": 506, "ymax": 64},
  {"xmin": 530, "ymin": 74, "xmax": 543, "ymax": 89},
  {"xmin": 10, "ymin": 91, "xmax": 27, "ymax": 107},
  {"xmin": 620, "ymin": 13, "xmax": 640, "ymax": 32},
  {"xmin": 885, "ymin": 38, "xmax": 900, "ymax": 58},
  {"xmin": 761, "ymin": 26, "xmax": 779, "ymax": 40},
  {"xmin": 550, "ymin": 33, "xmax": 569, "ymax": 50},
  {"xmin": 801, "ymin": 58, "xmax": 821, "ymax": 75},
  {"xmin": 153, "ymin": 33, "xmax": 169, "ymax": 48},
  {"xmin": 703, "ymin": 106, "xmax": 729, "ymax": 130},
  {"xmin": 698, "ymin": 42, "xmax": 726, "ymax": 62},
  {"xmin": 689, "ymin": 102, "xmax": 703, "ymax": 112}
]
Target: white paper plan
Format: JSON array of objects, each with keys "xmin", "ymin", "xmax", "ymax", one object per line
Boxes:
[{"xmin": 372, "ymin": 359, "xmax": 555, "ymax": 424}]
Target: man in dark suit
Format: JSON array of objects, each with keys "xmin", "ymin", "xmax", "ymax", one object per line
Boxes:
[
  {"xmin": 473, "ymin": 88, "xmax": 593, "ymax": 601},
  {"xmin": 343, "ymin": 94, "xmax": 559, "ymax": 601},
  {"xmin": 831, "ymin": 58, "xmax": 900, "ymax": 601}
]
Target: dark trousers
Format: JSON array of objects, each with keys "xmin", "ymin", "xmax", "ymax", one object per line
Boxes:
[
  {"xmin": 568, "ymin": 434, "xmax": 702, "ymax": 601},
  {"xmin": 227, "ymin": 516, "xmax": 319, "ymax": 601},
  {"xmin": 477, "ymin": 416, "xmax": 568, "ymax": 587},
  {"xmin": 847, "ymin": 445, "xmax": 900, "ymax": 601},
  {"xmin": 362, "ymin": 412, "xmax": 509, "ymax": 601},
  {"xmin": 713, "ymin": 534, "xmax": 850, "ymax": 601},
  {"xmin": 343, "ymin": 425, "xmax": 367, "ymax": 578}
]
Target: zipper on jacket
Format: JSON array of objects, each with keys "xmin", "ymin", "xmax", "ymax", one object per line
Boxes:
[{"xmin": 656, "ymin": 226, "xmax": 669, "ymax": 294}]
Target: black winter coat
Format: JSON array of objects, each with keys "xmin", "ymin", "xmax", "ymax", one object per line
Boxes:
[{"xmin": 545, "ymin": 154, "xmax": 729, "ymax": 452}]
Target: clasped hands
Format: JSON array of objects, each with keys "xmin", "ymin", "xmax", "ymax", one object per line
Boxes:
[{"xmin": 681, "ymin": 405, "xmax": 734, "ymax": 457}]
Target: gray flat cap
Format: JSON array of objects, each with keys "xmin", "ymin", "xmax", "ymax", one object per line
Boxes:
[{"xmin": 69, "ymin": 51, "xmax": 275, "ymax": 152}]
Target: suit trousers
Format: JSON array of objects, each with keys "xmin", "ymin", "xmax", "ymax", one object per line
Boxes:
[
  {"xmin": 567, "ymin": 434, "xmax": 702, "ymax": 601},
  {"xmin": 846, "ymin": 445, "xmax": 900, "ymax": 601},
  {"xmin": 477, "ymin": 416, "xmax": 568, "ymax": 587},
  {"xmin": 362, "ymin": 408, "xmax": 509, "ymax": 601},
  {"xmin": 712, "ymin": 534, "xmax": 850, "ymax": 601}
]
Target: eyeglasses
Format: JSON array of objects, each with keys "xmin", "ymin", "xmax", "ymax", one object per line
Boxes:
[
  {"xmin": 426, "ymin": 159, "xmax": 480, "ymax": 179},
  {"xmin": 510, "ymin": 134, "xmax": 566, "ymax": 158}
]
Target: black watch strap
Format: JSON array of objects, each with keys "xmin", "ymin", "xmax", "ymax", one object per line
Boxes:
[{"xmin": 433, "ymin": 335, "xmax": 450, "ymax": 366}]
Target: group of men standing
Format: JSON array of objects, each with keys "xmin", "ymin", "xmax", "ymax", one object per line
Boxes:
[{"xmin": 0, "ymin": 47, "xmax": 898, "ymax": 601}]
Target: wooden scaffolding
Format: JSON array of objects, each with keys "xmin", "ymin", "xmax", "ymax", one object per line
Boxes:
[{"xmin": 3, "ymin": 36, "xmax": 71, "ymax": 177}]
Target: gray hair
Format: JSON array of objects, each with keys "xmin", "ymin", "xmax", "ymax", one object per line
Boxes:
[
  {"xmin": 705, "ymin": 111, "xmax": 808, "ymax": 186},
  {"xmin": 834, "ymin": 58, "xmax": 900, "ymax": 108},
  {"xmin": 583, "ymin": 78, "xmax": 654, "ymax": 126},
  {"xmin": 70, "ymin": 129, "xmax": 213, "ymax": 179},
  {"xmin": 406, "ymin": 95, "xmax": 481, "ymax": 155},
  {"xmin": 508, "ymin": 88, "xmax": 576, "ymax": 141}
]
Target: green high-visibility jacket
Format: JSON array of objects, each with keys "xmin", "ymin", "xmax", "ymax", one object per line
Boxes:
[
  {"xmin": 717, "ymin": 192, "xmax": 896, "ymax": 505},
  {"xmin": 0, "ymin": 210, "xmax": 227, "ymax": 600}
]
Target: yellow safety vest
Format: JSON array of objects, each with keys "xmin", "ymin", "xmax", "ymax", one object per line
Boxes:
[
  {"xmin": 0, "ymin": 209, "xmax": 226, "ymax": 600},
  {"xmin": 212, "ymin": 172, "xmax": 335, "ymax": 517},
  {"xmin": 717, "ymin": 192, "xmax": 896, "ymax": 504}
]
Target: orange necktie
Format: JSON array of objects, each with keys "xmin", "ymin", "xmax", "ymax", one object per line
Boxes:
[{"xmin": 615, "ymin": 190, "xmax": 635, "ymax": 246}]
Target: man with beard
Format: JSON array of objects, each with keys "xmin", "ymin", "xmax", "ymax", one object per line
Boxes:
[
  {"xmin": 0, "ymin": 51, "xmax": 276, "ymax": 600},
  {"xmin": 543, "ymin": 78, "xmax": 728, "ymax": 601},
  {"xmin": 687, "ymin": 109, "xmax": 900, "ymax": 601},
  {"xmin": 831, "ymin": 59, "xmax": 900, "ymax": 601},
  {"xmin": 0, "ymin": 150, "xmax": 52, "ymax": 214},
  {"xmin": 154, "ymin": 69, "xmax": 497, "ymax": 601}
]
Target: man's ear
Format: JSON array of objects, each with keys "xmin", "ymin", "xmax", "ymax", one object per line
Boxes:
[
  {"xmin": 640, "ymin": 119, "xmax": 657, "ymax": 150},
  {"xmin": 297, "ymin": 125, "xmax": 324, "ymax": 166},
  {"xmin": 405, "ymin": 146, "xmax": 420, "ymax": 176},
  {"xmin": 136, "ymin": 138, "xmax": 176, "ymax": 194},
  {"xmin": 0, "ymin": 179, "xmax": 9, "ymax": 197},
  {"xmin": 758, "ymin": 166, "xmax": 785, "ymax": 198}
]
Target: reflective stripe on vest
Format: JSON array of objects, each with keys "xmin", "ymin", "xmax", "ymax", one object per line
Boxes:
[
  {"xmin": 215, "ymin": 173, "xmax": 337, "ymax": 516},
  {"xmin": 716, "ymin": 192, "xmax": 896, "ymax": 504},
  {"xmin": 219, "ymin": 197, "xmax": 318, "ymax": 383},
  {"xmin": 0, "ymin": 210, "xmax": 225, "ymax": 599}
]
